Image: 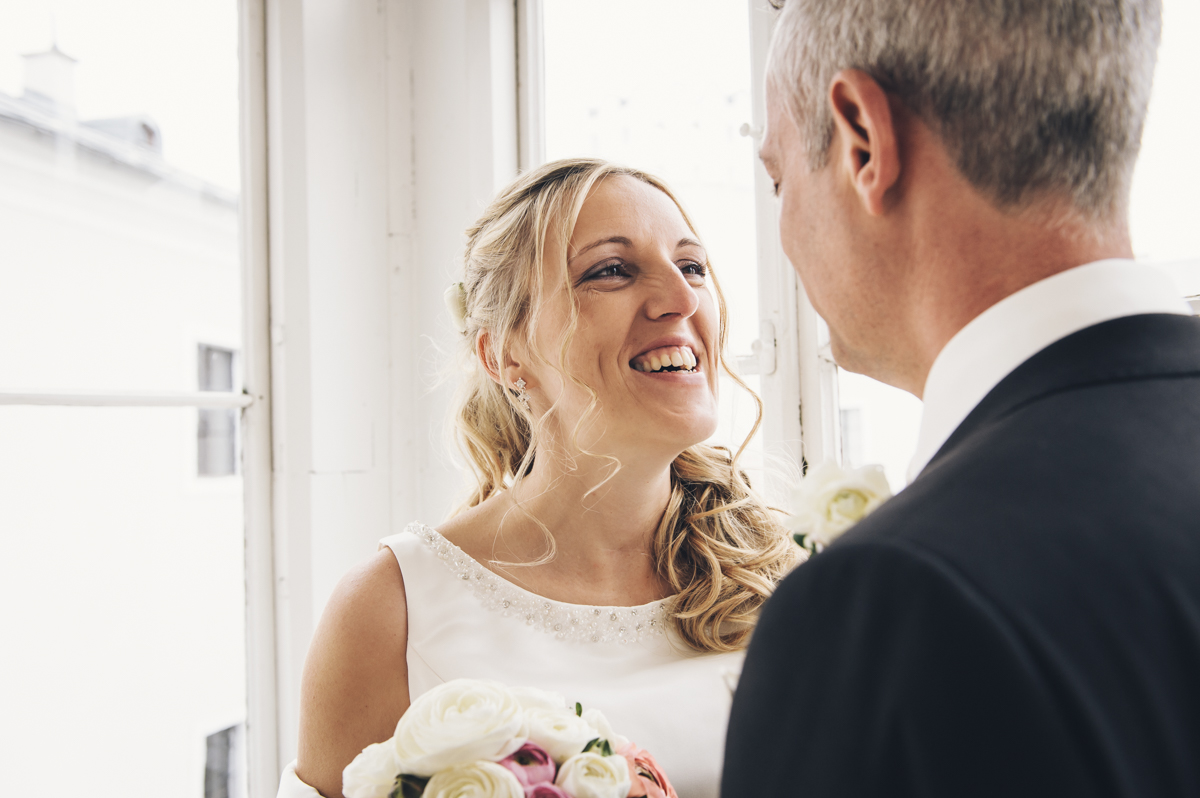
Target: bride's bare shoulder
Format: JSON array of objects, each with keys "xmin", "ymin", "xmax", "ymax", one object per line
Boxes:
[{"xmin": 295, "ymin": 549, "xmax": 409, "ymax": 798}]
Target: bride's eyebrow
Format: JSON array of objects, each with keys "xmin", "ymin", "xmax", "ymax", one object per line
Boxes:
[{"xmin": 568, "ymin": 236, "xmax": 632, "ymax": 264}]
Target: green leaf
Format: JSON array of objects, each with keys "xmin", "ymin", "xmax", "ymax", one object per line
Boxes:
[
  {"xmin": 575, "ymin": 702, "xmax": 582, "ymax": 717},
  {"xmin": 583, "ymin": 737, "xmax": 614, "ymax": 757},
  {"xmin": 393, "ymin": 774, "xmax": 429, "ymax": 798}
]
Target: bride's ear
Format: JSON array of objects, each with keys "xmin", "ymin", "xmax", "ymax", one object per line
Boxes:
[{"xmin": 476, "ymin": 330, "xmax": 526, "ymax": 388}]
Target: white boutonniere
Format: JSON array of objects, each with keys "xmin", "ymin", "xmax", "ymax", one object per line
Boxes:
[{"xmin": 785, "ymin": 461, "xmax": 892, "ymax": 554}]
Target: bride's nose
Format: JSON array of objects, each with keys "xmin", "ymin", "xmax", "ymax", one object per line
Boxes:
[{"xmin": 644, "ymin": 266, "xmax": 700, "ymax": 320}]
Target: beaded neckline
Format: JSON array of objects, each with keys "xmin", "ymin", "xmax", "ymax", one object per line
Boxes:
[{"xmin": 408, "ymin": 522, "xmax": 672, "ymax": 645}]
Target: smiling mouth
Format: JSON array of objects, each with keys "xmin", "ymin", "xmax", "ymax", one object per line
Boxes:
[{"xmin": 630, "ymin": 345, "xmax": 699, "ymax": 374}]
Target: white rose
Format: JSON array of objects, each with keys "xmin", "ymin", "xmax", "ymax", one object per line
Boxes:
[
  {"xmin": 555, "ymin": 752, "xmax": 632, "ymax": 798},
  {"xmin": 393, "ymin": 679, "xmax": 528, "ymax": 776},
  {"xmin": 524, "ymin": 705, "xmax": 600, "ymax": 762},
  {"xmin": 342, "ymin": 741, "xmax": 401, "ymax": 798},
  {"xmin": 580, "ymin": 708, "xmax": 630, "ymax": 751},
  {"xmin": 785, "ymin": 461, "xmax": 892, "ymax": 548},
  {"xmin": 422, "ymin": 761, "xmax": 525, "ymax": 798}
]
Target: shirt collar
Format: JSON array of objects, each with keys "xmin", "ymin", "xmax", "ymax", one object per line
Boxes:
[{"xmin": 907, "ymin": 259, "xmax": 1192, "ymax": 482}]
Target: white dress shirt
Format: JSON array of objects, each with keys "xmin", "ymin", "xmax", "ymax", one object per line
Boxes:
[{"xmin": 908, "ymin": 259, "xmax": 1192, "ymax": 482}]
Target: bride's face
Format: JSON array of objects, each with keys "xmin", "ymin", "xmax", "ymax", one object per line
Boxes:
[{"xmin": 522, "ymin": 175, "xmax": 720, "ymax": 460}]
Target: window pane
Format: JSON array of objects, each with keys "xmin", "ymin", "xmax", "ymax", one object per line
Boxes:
[
  {"xmin": 1130, "ymin": 0, "xmax": 1200, "ymax": 264},
  {"xmin": 544, "ymin": 0, "xmax": 764, "ymax": 465},
  {"xmin": 0, "ymin": 0, "xmax": 242, "ymax": 394},
  {"xmin": 0, "ymin": 407, "xmax": 246, "ymax": 796},
  {"xmin": 0, "ymin": 3, "xmax": 245, "ymax": 796},
  {"xmin": 836, "ymin": 370, "xmax": 921, "ymax": 492}
]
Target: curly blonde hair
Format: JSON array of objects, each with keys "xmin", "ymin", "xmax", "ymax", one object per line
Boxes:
[{"xmin": 449, "ymin": 157, "xmax": 797, "ymax": 653}]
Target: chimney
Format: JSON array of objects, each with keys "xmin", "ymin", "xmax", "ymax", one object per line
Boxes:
[{"xmin": 21, "ymin": 45, "xmax": 78, "ymax": 117}]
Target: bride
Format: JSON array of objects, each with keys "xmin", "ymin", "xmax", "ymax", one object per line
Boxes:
[{"xmin": 279, "ymin": 158, "xmax": 797, "ymax": 798}]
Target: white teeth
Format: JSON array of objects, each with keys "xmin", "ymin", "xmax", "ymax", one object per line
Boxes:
[{"xmin": 632, "ymin": 346, "xmax": 699, "ymax": 373}]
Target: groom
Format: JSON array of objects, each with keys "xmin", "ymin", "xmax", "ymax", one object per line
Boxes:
[{"xmin": 723, "ymin": 1, "xmax": 1200, "ymax": 796}]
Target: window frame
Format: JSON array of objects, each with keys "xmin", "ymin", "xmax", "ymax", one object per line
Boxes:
[
  {"xmin": 237, "ymin": 0, "xmax": 276, "ymax": 793},
  {"xmin": 744, "ymin": 0, "xmax": 838, "ymax": 471}
]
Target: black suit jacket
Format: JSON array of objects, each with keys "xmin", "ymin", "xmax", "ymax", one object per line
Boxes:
[{"xmin": 722, "ymin": 314, "xmax": 1200, "ymax": 798}]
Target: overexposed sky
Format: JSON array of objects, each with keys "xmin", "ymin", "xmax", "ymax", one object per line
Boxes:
[{"xmin": 0, "ymin": 0, "xmax": 240, "ymax": 192}]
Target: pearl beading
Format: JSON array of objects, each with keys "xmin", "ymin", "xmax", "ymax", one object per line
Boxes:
[{"xmin": 410, "ymin": 522, "xmax": 671, "ymax": 645}]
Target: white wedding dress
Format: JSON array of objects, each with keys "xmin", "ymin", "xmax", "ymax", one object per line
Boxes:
[{"xmin": 278, "ymin": 522, "xmax": 743, "ymax": 798}]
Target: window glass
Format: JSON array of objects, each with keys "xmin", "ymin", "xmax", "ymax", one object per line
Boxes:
[
  {"xmin": 838, "ymin": 0, "xmax": 1200, "ymax": 490},
  {"xmin": 544, "ymin": 0, "xmax": 764, "ymax": 469},
  {"xmin": 1131, "ymin": 0, "xmax": 1200, "ymax": 266},
  {"xmin": 0, "ymin": 3, "xmax": 245, "ymax": 796},
  {"xmin": 199, "ymin": 345, "xmax": 239, "ymax": 477},
  {"xmin": 0, "ymin": 0, "xmax": 242, "ymax": 393}
]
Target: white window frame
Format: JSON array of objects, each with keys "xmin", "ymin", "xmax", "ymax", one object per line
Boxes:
[
  {"xmin": 743, "ymin": 0, "xmax": 840, "ymax": 470},
  {"xmin": 238, "ymin": 0, "xmax": 275, "ymax": 793},
  {"xmin": 257, "ymin": 0, "xmax": 528, "ymax": 789}
]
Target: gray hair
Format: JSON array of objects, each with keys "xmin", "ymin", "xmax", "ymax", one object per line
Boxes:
[{"xmin": 766, "ymin": 0, "xmax": 1162, "ymax": 218}]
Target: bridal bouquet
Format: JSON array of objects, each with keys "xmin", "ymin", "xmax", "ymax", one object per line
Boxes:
[
  {"xmin": 344, "ymin": 679, "xmax": 677, "ymax": 798},
  {"xmin": 785, "ymin": 461, "xmax": 892, "ymax": 554}
]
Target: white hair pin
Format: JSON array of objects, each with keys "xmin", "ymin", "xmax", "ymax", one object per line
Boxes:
[{"xmin": 444, "ymin": 282, "xmax": 469, "ymax": 333}]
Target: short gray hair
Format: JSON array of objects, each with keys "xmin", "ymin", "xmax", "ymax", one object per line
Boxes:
[{"xmin": 766, "ymin": 0, "xmax": 1162, "ymax": 218}]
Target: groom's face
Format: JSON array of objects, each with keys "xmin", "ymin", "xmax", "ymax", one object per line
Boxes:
[{"xmin": 759, "ymin": 87, "xmax": 893, "ymax": 377}]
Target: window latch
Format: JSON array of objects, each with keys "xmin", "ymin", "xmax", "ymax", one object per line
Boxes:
[{"xmin": 736, "ymin": 320, "xmax": 777, "ymax": 376}]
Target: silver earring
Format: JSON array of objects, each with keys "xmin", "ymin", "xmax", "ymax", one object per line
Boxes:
[{"xmin": 514, "ymin": 378, "xmax": 531, "ymax": 411}]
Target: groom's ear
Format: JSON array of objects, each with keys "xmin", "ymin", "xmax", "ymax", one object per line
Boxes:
[{"xmin": 828, "ymin": 69, "xmax": 901, "ymax": 216}]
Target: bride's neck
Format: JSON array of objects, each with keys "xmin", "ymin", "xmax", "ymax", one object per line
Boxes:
[{"xmin": 505, "ymin": 450, "xmax": 674, "ymax": 561}]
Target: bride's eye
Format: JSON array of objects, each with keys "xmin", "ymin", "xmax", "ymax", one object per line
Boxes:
[
  {"xmin": 680, "ymin": 261, "xmax": 708, "ymax": 282},
  {"xmin": 584, "ymin": 260, "xmax": 631, "ymax": 282}
]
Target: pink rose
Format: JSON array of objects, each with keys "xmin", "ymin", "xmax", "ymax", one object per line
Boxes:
[
  {"xmin": 500, "ymin": 742, "xmax": 557, "ymax": 787},
  {"xmin": 617, "ymin": 744, "xmax": 678, "ymax": 798},
  {"xmin": 525, "ymin": 784, "xmax": 571, "ymax": 798}
]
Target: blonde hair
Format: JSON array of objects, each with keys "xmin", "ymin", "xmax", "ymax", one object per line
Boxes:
[{"xmin": 450, "ymin": 157, "xmax": 797, "ymax": 653}]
